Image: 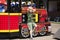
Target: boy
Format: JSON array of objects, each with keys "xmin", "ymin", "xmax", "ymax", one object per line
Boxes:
[{"xmin": 27, "ymin": 6, "xmax": 37, "ymax": 39}]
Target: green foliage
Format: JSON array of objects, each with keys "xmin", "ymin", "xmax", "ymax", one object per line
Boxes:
[{"xmin": 11, "ymin": 0, "xmax": 18, "ymax": 2}]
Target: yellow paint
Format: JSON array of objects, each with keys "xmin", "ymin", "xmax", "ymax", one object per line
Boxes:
[
  {"xmin": 10, "ymin": 13, "xmax": 22, "ymax": 16},
  {"xmin": 0, "ymin": 13, "xmax": 8, "ymax": 15},
  {"xmin": 0, "ymin": 30, "xmax": 9, "ymax": 32},
  {"xmin": 35, "ymin": 14, "xmax": 38, "ymax": 22},
  {"xmin": 10, "ymin": 29, "xmax": 19, "ymax": 32},
  {"xmin": 0, "ymin": 29, "xmax": 19, "ymax": 33},
  {"xmin": 0, "ymin": 13, "xmax": 22, "ymax": 16}
]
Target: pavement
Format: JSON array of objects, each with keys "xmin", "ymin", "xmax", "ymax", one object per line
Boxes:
[
  {"xmin": 53, "ymin": 29, "xmax": 60, "ymax": 39},
  {"xmin": 0, "ymin": 23, "xmax": 60, "ymax": 40}
]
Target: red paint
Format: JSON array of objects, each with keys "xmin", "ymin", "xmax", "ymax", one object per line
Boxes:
[
  {"xmin": 40, "ymin": 9, "xmax": 47, "ymax": 22},
  {"xmin": 0, "ymin": 15, "xmax": 8, "ymax": 30},
  {"xmin": 0, "ymin": 15, "xmax": 22, "ymax": 31},
  {"xmin": 19, "ymin": 16, "xmax": 22, "ymax": 23},
  {"xmin": 10, "ymin": 16, "xmax": 19, "ymax": 30},
  {"xmin": 0, "ymin": 0, "xmax": 6, "ymax": 5},
  {"xmin": 21, "ymin": 24, "xmax": 28, "ymax": 28}
]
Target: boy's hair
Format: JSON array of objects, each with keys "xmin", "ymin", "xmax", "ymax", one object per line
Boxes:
[{"xmin": 27, "ymin": 6, "xmax": 36, "ymax": 12}]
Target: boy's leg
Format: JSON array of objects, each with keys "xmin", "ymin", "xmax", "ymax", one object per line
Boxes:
[
  {"xmin": 32, "ymin": 22, "xmax": 37, "ymax": 31},
  {"xmin": 27, "ymin": 23, "xmax": 33, "ymax": 38},
  {"xmin": 30, "ymin": 23, "xmax": 33, "ymax": 38}
]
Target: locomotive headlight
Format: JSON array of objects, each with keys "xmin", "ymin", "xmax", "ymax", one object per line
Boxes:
[{"xmin": 2, "ymin": 9, "xmax": 5, "ymax": 12}]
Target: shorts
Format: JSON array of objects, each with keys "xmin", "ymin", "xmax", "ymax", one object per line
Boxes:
[{"xmin": 27, "ymin": 22, "xmax": 37, "ymax": 30}]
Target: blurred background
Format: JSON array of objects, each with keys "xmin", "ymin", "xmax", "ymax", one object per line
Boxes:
[{"xmin": 48, "ymin": 0, "xmax": 60, "ymax": 22}]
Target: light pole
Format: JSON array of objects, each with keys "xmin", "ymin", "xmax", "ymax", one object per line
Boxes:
[
  {"xmin": 7, "ymin": 0, "xmax": 11, "ymax": 12},
  {"xmin": 18, "ymin": 0, "xmax": 21, "ymax": 13}
]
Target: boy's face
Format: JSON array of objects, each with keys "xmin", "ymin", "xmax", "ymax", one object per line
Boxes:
[{"xmin": 29, "ymin": 9, "xmax": 33, "ymax": 13}]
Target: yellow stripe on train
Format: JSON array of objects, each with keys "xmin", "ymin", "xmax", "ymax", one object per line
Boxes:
[
  {"xmin": 0, "ymin": 13, "xmax": 22, "ymax": 15},
  {"xmin": 0, "ymin": 13, "xmax": 8, "ymax": 15},
  {"xmin": 0, "ymin": 29, "xmax": 19, "ymax": 32},
  {"xmin": 10, "ymin": 13, "xmax": 22, "ymax": 16},
  {"xmin": 10, "ymin": 29, "xmax": 19, "ymax": 32}
]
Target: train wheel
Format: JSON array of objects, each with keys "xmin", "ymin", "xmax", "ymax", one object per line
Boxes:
[
  {"xmin": 39, "ymin": 27, "xmax": 47, "ymax": 36},
  {"xmin": 32, "ymin": 31, "xmax": 38, "ymax": 37},
  {"xmin": 21, "ymin": 27, "xmax": 29, "ymax": 38}
]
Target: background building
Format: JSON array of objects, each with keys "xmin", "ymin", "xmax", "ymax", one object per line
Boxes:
[{"xmin": 48, "ymin": 0, "xmax": 60, "ymax": 21}]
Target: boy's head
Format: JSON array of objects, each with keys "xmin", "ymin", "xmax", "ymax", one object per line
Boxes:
[{"xmin": 27, "ymin": 6, "xmax": 36, "ymax": 13}]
